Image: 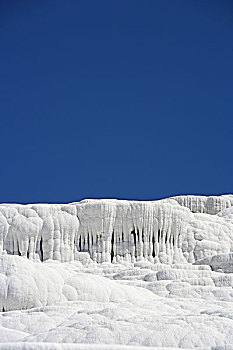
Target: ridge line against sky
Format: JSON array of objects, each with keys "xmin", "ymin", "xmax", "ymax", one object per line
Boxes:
[{"xmin": 1, "ymin": 194, "xmax": 233, "ymax": 205}]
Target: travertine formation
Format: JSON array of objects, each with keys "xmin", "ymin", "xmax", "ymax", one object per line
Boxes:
[
  {"xmin": 1, "ymin": 195, "xmax": 233, "ymax": 349},
  {"xmin": 171, "ymin": 194, "xmax": 233, "ymax": 214},
  {"xmin": 0, "ymin": 195, "xmax": 233, "ymax": 264}
]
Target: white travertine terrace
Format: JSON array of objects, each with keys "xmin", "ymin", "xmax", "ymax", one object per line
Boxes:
[
  {"xmin": 0, "ymin": 195, "xmax": 233, "ymax": 264},
  {"xmin": 170, "ymin": 194, "xmax": 233, "ymax": 214},
  {"xmin": 1, "ymin": 195, "xmax": 233, "ymax": 348}
]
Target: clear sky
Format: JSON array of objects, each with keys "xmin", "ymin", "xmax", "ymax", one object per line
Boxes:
[{"xmin": 1, "ymin": 0, "xmax": 233, "ymax": 203}]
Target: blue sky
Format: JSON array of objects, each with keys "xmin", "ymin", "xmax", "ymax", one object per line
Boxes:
[{"xmin": 1, "ymin": 0, "xmax": 233, "ymax": 203}]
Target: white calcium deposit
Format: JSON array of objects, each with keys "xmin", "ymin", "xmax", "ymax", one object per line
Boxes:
[
  {"xmin": 1, "ymin": 195, "xmax": 233, "ymax": 264},
  {"xmin": 0, "ymin": 195, "xmax": 233, "ymax": 349}
]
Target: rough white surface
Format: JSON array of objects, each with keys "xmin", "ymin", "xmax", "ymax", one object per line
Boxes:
[
  {"xmin": 0, "ymin": 195, "xmax": 233, "ymax": 349},
  {"xmin": 170, "ymin": 195, "xmax": 233, "ymax": 215},
  {"xmin": 1, "ymin": 255, "xmax": 233, "ymax": 348},
  {"xmin": 0, "ymin": 345, "xmax": 211, "ymax": 350},
  {"xmin": 1, "ymin": 195, "xmax": 233, "ymax": 264}
]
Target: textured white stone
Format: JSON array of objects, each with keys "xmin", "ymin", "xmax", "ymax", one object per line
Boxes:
[
  {"xmin": 0, "ymin": 254, "xmax": 233, "ymax": 348},
  {"xmin": 170, "ymin": 194, "xmax": 233, "ymax": 214},
  {"xmin": 0, "ymin": 195, "xmax": 233, "ymax": 265},
  {"xmin": 0, "ymin": 195, "xmax": 232, "ymax": 349}
]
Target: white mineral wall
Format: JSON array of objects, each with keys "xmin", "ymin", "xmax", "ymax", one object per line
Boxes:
[
  {"xmin": 0, "ymin": 196, "xmax": 233, "ymax": 264},
  {"xmin": 170, "ymin": 194, "xmax": 233, "ymax": 214},
  {"xmin": 75, "ymin": 199, "xmax": 192, "ymax": 264}
]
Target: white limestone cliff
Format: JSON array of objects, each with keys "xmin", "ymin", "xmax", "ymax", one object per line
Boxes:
[
  {"xmin": 0, "ymin": 195, "xmax": 233, "ymax": 349},
  {"xmin": 0, "ymin": 195, "xmax": 233, "ymax": 265},
  {"xmin": 170, "ymin": 194, "xmax": 233, "ymax": 214}
]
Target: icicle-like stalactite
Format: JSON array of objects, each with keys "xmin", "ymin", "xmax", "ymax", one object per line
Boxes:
[{"xmin": 0, "ymin": 196, "xmax": 233, "ymax": 264}]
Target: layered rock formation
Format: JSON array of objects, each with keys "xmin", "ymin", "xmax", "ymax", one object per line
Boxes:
[{"xmin": 0, "ymin": 195, "xmax": 233, "ymax": 265}]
